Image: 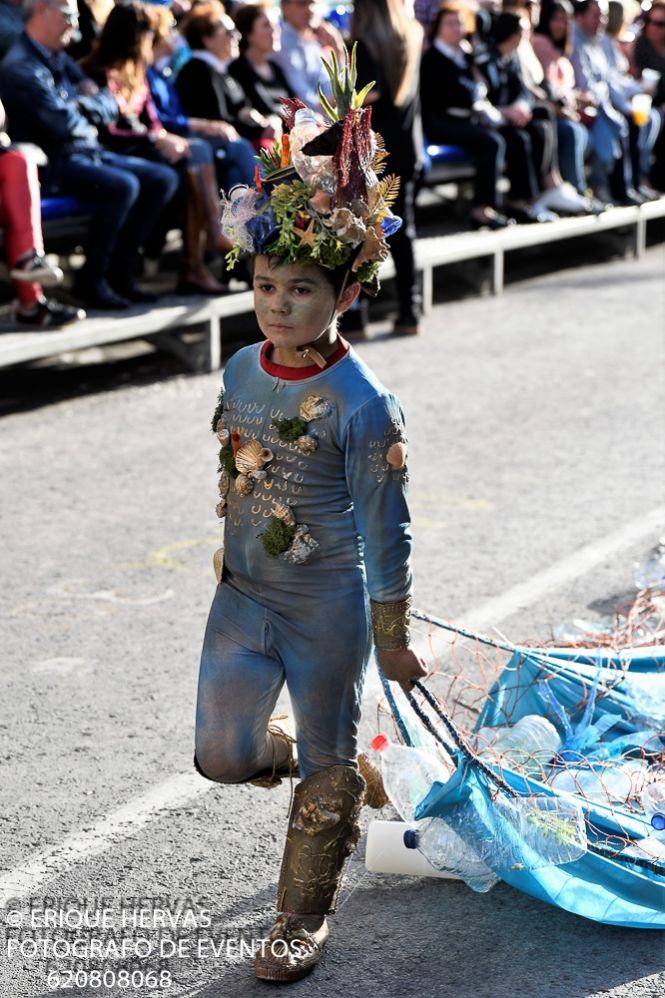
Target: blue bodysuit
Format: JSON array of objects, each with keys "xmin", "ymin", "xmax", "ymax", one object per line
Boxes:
[{"xmin": 196, "ymin": 338, "xmax": 412, "ymax": 780}]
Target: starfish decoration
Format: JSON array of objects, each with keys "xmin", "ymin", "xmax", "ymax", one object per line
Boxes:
[{"xmin": 293, "ymin": 219, "xmax": 317, "ymax": 247}]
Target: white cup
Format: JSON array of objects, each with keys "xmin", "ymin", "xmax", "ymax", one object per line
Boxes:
[
  {"xmin": 631, "ymin": 92, "xmax": 653, "ymax": 125},
  {"xmin": 642, "ymin": 68, "xmax": 662, "ymax": 89}
]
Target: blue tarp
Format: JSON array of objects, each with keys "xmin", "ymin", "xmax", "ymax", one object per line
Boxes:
[{"xmin": 412, "ymin": 645, "xmax": 665, "ymax": 928}]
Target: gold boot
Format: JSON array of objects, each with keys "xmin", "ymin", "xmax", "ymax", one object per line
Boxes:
[{"xmin": 254, "ymin": 764, "xmax": 365, "ymax": 983}]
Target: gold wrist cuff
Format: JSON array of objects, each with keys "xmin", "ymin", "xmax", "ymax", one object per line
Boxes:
[{"xmin": 370, "ymin": 597, "xmax": 412, "ymax": 651}]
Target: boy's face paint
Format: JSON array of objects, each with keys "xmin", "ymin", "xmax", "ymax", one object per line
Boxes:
[{"xmin": 252, "ymin": 257, "xmax": 339, "ymax": 358}]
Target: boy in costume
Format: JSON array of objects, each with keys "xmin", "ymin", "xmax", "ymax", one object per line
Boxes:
[{"xmin": 194, "ymin": 49, "xmax": 427, "ymax": 983}]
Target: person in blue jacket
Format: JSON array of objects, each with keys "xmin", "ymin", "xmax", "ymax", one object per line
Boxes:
[
  {"xmin": 0, "ymin": 0, "xmax": 179, "ymax": 308},
  {"xmin": 194, "ymin": 51, "xmax": 427, "ymax": 984}
]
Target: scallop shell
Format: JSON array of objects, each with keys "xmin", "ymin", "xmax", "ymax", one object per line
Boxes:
[
  {"xmin": 216, "ymin": 423, "xmax": 230, "ymax": 446},
  {"xmin": 299, "ymin": 395, "xmax": 332, "ymax": 422},
  {"xmin": 213, "ymin": 547, "xmax": 223, "ymax": 583},
  {"xmin": 218, "ymin": 470, "xmax": 230, "ymax": 497},
  {"xmin": 272, "ymin": 501, "xmax": 296, "ymax": 527},
  {"xmin": 215, "ymin": 499, "xmax": 227, "ymax": 518},
  {"xmin": 234, "ymin": 474, "xmax": 254, "ymax": 496},
  {"xmin": 296, "ymin": 434, "xmax": 317, "ymax": 453},
  {"xmin": 235, "ymin": 440, "xmax": 274, "ymax": 474},
  {"xmin": 386, "ymin": 441, "xmax": 407, "ymax": 470}
]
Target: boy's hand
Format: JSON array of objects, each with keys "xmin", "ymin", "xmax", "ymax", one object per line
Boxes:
[{"xmin": 377, "ymin": 648, "xmax": 428, "ymax": 696}]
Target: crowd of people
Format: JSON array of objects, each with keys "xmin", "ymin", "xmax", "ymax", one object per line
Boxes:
[{"xmin": 0, "ymin": 0, "xmax": 663, "ymax": 329}]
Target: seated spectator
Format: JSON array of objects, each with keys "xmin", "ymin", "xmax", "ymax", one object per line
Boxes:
[
  {"xmin": 633, "ymin": 0, "xmax": 665, "ymax": 105},
  {"xmin": 82, "ymin": 1, "xmax": 232, "ymax": 295},
  {"xmin": 603, "ymin": 0, "xmax": 661, "ymax": 196},
  {"xmin": 176, "ymin": 2, "xmax": 278, "ymax": 154},
  {"xmin": 229, "ymin": 2, "xmax": 295, "ymax": 138},
  {"xmin": 148, "ymin": 7, "xmax": 255, "ymax": 191},
  {"xmin": 633, "ymin": 0, "xmax": 665, "ymax": 189},
  {"xmin": 474, "ymin": 11, "xmax": 566, "ymax": 220},
  {"xmin": 504, "ymin": 0, "xmax": 591, "ymax": 208},
  {"xmin": 571, "ymin": 0, "xmax": 661, "ymax": 202},
  {"xmin": 271, "ymin": 0, "xmax": 346, "ymax": 113},
  {"xmin": 0, "ymin": 111, "xmax": 84, "ymax": 327},
  {"xmin": 533, "ymin": 0, "xmax": 602, "ymax": 199},
  {"xmin": 0, "ymin": 0, "xmax": 24, "ymax": 59},
  {"xmin": 0, "ymin": 0, "xmax": 179, "ymax": 309},
  {"xmin": 421, "ymin": 5, "xmax": 513, "ymax": 229}
]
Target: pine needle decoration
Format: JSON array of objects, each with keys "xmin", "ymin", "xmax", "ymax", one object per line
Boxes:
[
  {"xmin": 372, "ymin": 145, "xmax": 389, "ymax": 177},
  {"xmin": 376, "ymin": 173, "xmax": 401, "ymax": 206}
]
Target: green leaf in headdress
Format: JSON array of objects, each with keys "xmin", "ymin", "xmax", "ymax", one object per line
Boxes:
[{"xmin": 318, "ymin": 43, "xmax": 372, "ymax": 122}]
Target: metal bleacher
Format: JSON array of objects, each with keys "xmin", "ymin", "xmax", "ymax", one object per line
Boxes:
[{"xmin": 1, "ymin": 184, "xmax": 664, "ymax": 374}]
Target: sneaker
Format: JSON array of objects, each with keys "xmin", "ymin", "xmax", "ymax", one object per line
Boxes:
[
  {"xmin": 637, "ymin": 184, "xmax": 661, "ymax": 203},
  {"xmin": 535, "ymin": 183, "xmax": 587, "ymax": 215},
  {"xmin": 525, "ymin": 204, "xmax": 559, "ymax": 223},
  {"xmin": 14, "ymin": 297, "xmax": 86, "ymax": 328},
  {"xmin": 10, "ymin": 251, "xmax": 64, "ymax": 287}
]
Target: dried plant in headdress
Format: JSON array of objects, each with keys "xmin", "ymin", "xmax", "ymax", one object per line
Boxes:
[{"xmin": 220, "ymin": 44, "xmax": 402, "ymax": 293}]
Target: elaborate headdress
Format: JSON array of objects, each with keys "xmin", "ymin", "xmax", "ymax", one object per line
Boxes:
[{"xmin": 221, "ymin": 46, "xmax": 402, "ymax": 295}]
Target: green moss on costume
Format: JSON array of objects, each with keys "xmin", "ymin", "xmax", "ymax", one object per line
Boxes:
[
  {"xmin": 218, "ymin": 445, "xmax": 238, "ymax": 478},
  {"xmin": 211, "ymin": 388, "xmax": 225, "ymax": 434},
  {"xmin": 260, "ymin": 517, "xmax": 296, "ymax": 557},
  {"xmin": 271, "ymin": 417, "xmax": 308, "ymax": 441}
]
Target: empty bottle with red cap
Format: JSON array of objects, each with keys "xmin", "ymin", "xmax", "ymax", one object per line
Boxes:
[{"xmin": 370, "ymin": 733, "xmax": 452, "ymax": 822}]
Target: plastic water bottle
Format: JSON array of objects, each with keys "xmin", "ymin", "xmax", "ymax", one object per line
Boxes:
[
  {"xmin": 370, "ymin": 734, "xmax": 452, "ymax": 822},
  {"xmin": 477, "ymin": 715, "xmax": 562, "ymax": 779},
  {"xmin": 641, "ymin": 782, "xmax": 665, "ymax": 838},
  {"xmin": 405, "ymin": 816, "xmax": 500, "ymax": 893},
  {"xmin": 365, "ymin": 820, "xmax": 461, "ymax": 880},
  {"xmin": 547, "ymin": 760, "xmax": 648, "ymax": 803},
  {"xmin": 634, "ymin": 538, "xmax": 665, "ymax": 590}
]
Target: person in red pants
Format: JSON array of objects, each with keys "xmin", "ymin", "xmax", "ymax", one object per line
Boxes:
[{"xmin": 0, "ymin": 123, "xmax": 85, "ymax": 328}]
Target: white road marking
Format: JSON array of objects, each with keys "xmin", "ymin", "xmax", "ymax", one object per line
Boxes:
[
  {"xmin": 1, "ymin": 506, "xmax": 662, "ymax": 905},
  {"xmin": 0, "ymin": 774, "xmax": 212, "ymax": 905},
  {"xmin": 31, "ymin": 657, "xmax": 90, "ymax": 676},
  {"xmin": 461, "ymin": 506, "xmax": 664, "ymax": 634}
]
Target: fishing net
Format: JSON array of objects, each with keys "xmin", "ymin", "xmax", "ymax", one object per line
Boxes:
[{"xmin": 374, "ymin": 586, "xmax": 665, "ymax": 928}]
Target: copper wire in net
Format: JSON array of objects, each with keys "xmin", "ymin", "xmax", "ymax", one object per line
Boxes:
[
  {"xmin": 371, "ymin": 597, "xmax": 665, "ymax": 867},
  {"xmin": 542, "ymin": 587, "xmax": 665, "ymax": 651}
]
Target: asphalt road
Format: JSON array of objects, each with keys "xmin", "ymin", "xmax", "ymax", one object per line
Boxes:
[{"xmin": 1, "ymin": 247, "xmax": 664, "ymax": 998}]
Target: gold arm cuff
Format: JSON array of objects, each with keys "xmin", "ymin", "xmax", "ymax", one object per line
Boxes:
[{"xmin": 370, "ymin": 597, "xmax": 412, "ymax": 652}]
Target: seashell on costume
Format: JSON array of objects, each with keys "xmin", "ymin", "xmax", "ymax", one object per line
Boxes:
[
  {"xmin": 218, "ymin": 469, "xmax": 230, "ymax": 497},
  {"xmin": 296, "ymin": 435, "xmax": 317, "ymax": 453},
  {"xmin": 234, "ymin": 474, "xmax": 254, "ymax": 497},
  {"xmin": 386, "ymin": 441, "xmax": 407, "ymax": 470},
  {"xmin": 216, "ymin": 423, "xmax": 230, "ymax": 446},
  {"xmin": 213, "ymin": 547, "xmax": 223, "ymax": 583},
  {"xmin": 235, "ymin": 440, "xmax": 274, "ymax": 474},
  {"xmin": 272, "ymin": 501, "xmax": 296, "ymax": 527},
  {"xmin": 216, "ymin": 499, "xmax": 227, "ymax": 518},
  {"xmin": 299, "ymin": 396, "xmax": 332, "ymax": 422}
]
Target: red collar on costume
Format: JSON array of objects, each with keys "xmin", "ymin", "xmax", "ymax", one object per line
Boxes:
[{"xmin": 259, "ymin": 337, "xmax": 349, "ymax": 380}]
